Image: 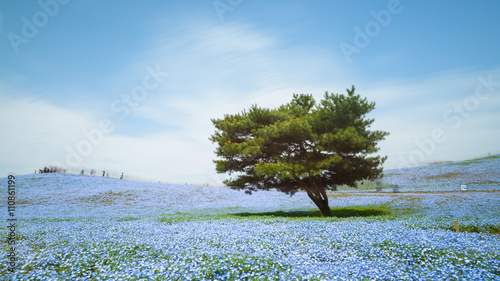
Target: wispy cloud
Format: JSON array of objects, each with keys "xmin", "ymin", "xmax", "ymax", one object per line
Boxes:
[
  {"xmin": 0, "ymin": 86, "xmax": 97, "ymax": 174},
  {"xmin": 2, "ymin": 7, "xmax": 499, "ymax": 183},
  {"xmin": 365, "ymin": 68, "xmax": 500, "ymax": 168}
]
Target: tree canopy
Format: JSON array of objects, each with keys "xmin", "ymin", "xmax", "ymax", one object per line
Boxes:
[{"xmin": 209, "ymin": 86, "xmax": 389, "ymax": 216}]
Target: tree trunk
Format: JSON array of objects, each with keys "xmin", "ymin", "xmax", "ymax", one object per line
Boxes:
[
  {"xmin": 294, "ymin": 175, "xmax": 332, "ymax": 217},
  {"xmin": 305, "ymin": 187, "xmax": 332, "ymax": 217},
  {"xmin": 315, "ymin": 198, "xmax": 332, "ymax": 217}
]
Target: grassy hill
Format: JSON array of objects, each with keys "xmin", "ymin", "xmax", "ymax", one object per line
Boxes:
[
  {"xmin": 345, "ymin": 154, "xmax": 500, "ymax": 192},
  {"xmin": 1, "ymin": 155, "xmax": 499, "ymax": 280}
]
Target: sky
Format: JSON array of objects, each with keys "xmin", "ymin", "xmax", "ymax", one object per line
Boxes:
[{"xmin": 1, "ymin": 0, "xmax": 499, "ymax": 185}]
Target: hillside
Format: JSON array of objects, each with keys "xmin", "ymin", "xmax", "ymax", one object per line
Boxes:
[
  {"xmin": 382, "ymin": 154, "xmax": 500, "ymax": 192},
  {"xmin": 2, "ymin": 154, "xmax": 498, "ymax": 219},
  {"xmin": 1, "ymin": 156, "xmax": 500, "ymax": 280}
]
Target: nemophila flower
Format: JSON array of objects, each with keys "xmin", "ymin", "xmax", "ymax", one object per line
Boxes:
[
  {"xmin": 383, "ymin": 155, "xmax": 500, "ymax": 192},
  {"xmin": 1, "ymin": 170, "xmax": 499, "ymax": 280}
]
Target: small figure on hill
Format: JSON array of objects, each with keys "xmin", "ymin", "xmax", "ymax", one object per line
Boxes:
[
  {"xmin": 120, "ymin": 173, "xmax": 124, "ymax": 180},
  {"xmin": 102, "ymin": 169, "xmax": 105, "ymax": 177},
  {"xmin": 80, "ymin": 169, "xmax": 84, "ymax": 175}
]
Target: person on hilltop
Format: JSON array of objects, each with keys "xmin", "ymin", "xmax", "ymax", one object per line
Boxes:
[
  {"xmin": 120, "ymin": 173, "xmax": 124, "ymax": 180},
  {"xmin": 102, "ymin": 169, "xmax": 106, "ymax": 177}
]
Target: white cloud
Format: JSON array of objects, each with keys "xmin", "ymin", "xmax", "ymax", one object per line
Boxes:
[
  {"xmin": 0, "ymin": 84, "xmax": 219, "ymax": 183},
  {"xmin": 366, "ymin": 68, "xmax": 500, "ymax": 169},
  {"xmin": 102, "ymin": 22, "xmax": 353, "ymax": 183},
  {"xmin": 3, "ymin": 16, "xmax": 500, "ymax": 183},
  {"xmin": 0, "ymin": 86, "xmax": 98, "ymax": 175},
  {"xmin": 198, "ymin": 24, "xmax": 277, "ymax": 54}
]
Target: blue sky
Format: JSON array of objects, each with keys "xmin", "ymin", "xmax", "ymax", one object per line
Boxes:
[{"xmin": 1, "ymin": 0, "xmax": 499, "ymax": 184}]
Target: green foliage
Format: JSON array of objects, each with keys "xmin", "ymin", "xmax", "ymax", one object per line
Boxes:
[
  {"xmin": 210, "ymin": 86, "xmax": 388, "ymax": 193},
  {"xmin": 210, "ymin": 86, "xmax": 389, "ymax": 216}
]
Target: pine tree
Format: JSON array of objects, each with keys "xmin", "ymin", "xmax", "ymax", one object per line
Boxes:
[{"xmin": 209, "ymin": 86, "xmax": 389, "ymax": 217}]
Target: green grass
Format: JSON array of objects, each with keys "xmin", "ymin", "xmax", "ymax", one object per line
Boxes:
[
  {"xmin": 26, "ymin": 217, "xmax": 76, "ymax": 222},
  {"xmin": 18, "ymin": 177, "xmax": 43, "ymax": 182},
  {"xmin": 232, "ymin": 205, "xmax": 390, "ymax": 218},
  {"xmin": 154, "ymin": 205, "xmax": 393, "ymax": 225},
  {"xmin": 446, "ymin": 223, "xmax": 500, "ymax": 235},
  {"xmin": 117, "ymin": 216, "xmax": 139, "ymax": 221},
  {"xmin": 446, "ymin": 155, "xmax": 500, "ymax": 166},
  {"xmin": 79, "ymin": 191, "xmax": 127, "ymax": 205},
  {"xmin": 470, "ymin": 181, "xmax": 500, "ymax": 185},
  {"xmin": 157, "ymin": 213, "xmax": 197, "ymax": 224},
  {"xmin": 424, "ymin": 172, "xmax": 464, "ymax": 180}
]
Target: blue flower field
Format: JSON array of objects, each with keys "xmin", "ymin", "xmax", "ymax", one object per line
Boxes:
[{"xmin": 1, "ymin": 155, "xmax": 500, "ymax": 280}]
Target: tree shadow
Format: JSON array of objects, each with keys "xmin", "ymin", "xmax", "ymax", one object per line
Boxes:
[{"xmin": 232, "ymin": 207, "xmax": 389, "ymax": 218}]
